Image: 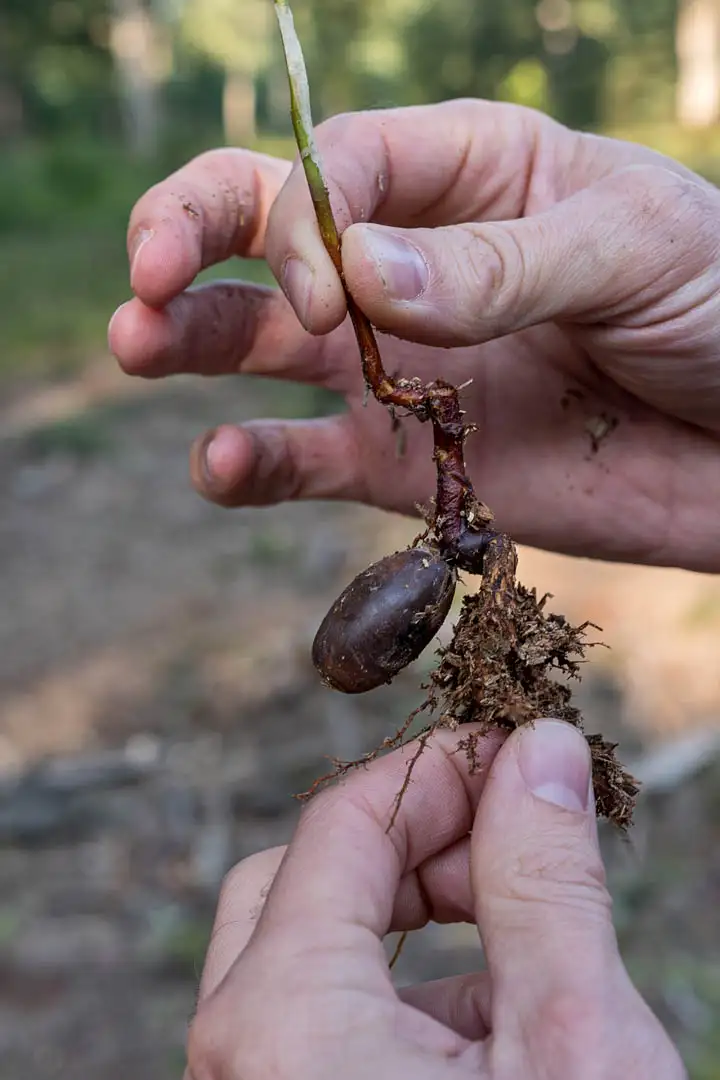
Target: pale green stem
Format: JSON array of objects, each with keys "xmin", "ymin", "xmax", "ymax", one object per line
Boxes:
[{"xmin": 272, "ymin": 0, "xmax": 342, "ymax": 274}]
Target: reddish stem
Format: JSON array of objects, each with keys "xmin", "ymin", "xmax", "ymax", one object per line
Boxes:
[
  {"xmin": 273, "ymin": 0, "xmax": 492, "ymax": 564},
  {"xmin": 340, "ymin": 263, "xmax": 494, "ymax": 561}
]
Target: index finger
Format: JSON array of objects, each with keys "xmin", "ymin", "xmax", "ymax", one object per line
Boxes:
[
  {"xmin": 254, "ymin": 726, "xmax": 504, "ymax": 949},
  {"xmin": 128, "ymin": 148, "xmax": 292, "ymax": 308}
]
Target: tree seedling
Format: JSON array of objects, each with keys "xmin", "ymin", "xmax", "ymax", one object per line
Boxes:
[{"xmin": 271, "ymin": 0, "xmax": 639, "ymax": 833}]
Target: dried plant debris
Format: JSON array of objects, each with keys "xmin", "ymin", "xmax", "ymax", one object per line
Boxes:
[
  {"xmin": 585, "ymin": 412, "xmax": 619, "ymax": 454},
  {"xmin": 419, "ymin": 535, "xmax": 639, "ymax": 830}
]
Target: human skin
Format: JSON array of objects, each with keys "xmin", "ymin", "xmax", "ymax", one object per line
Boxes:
[
  {"xmin": 181, "ymin": 721, "xmax": 686, "ymax": 1080},
  {"xmin": 109, "ymin": 100, "xmax": 720, "ymax": 572}
]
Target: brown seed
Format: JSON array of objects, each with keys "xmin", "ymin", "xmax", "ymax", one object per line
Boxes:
[{"xmin": 312, "ymin": 547, "xmax": 457, "ymax": 694}]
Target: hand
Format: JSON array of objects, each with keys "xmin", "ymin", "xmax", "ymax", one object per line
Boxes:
[
  {"xmin": 109, "ymin": 100, "xmax": 720, "ymax": 571},
  {"xmin": 184, "ymin": 721, "xmax": 685, "ymax": 1080}
]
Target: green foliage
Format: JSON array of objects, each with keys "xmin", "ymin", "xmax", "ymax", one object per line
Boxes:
[
  {"xmin": 0, "ymin": 0, "xmax": 712, "ymax": 386},
  {"xmin": 0, "ymin": 228, "xmax": 131, "ymax": 376},
  {"xmin": 0, "ymin": 138, "xmax": 169, "ymax": 235},
  {"xmin": 0, "ymin": 0, "xmax": 697, "ymax": 149},
  {"xmin": 24, "ymin": 414, "xmax": 115, "ymax": 461},
  {"xmin": 0, "ymin": 132, "xmax": 291, "ymax": 378},
  {"xmin": 405, "ymin": 1, "xmax": 541, "ymax": 105},
  {"xmin": 499, "ymin": 58, "xmax": 550, "ymax": 111},
  {"xmin": 1, "ymin": 0, "xmax": 115, "ymax": 136},
  {"xmin": 0, "ymin": 0, "xmax": 715, "ymax": 385},
  {"xmin": 181, "ymin": 0, "xmax": 274, "ymax": 75},
  {"xmin": 159, "ymin": 911, "xmax": 213, "ymax": 971}
]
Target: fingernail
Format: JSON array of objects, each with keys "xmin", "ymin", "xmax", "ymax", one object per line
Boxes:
[
  {"xmin": 203, "ymin": 426, "xmax": 239, "ymax": 488},
  {"xmin": 359, "ymin": 226, "xmax": 428, "ymax": 301},
  {"xmin": 107, "ymin": 300, "xmax": 130, "ymax": 343},
  {"xmin": 130, "ymin": 228, "xmax": 154, "ymax": 283},
  {"xmin": 518, "ymin": 720, "xmax": 591, "ymax": 813},
  {"xmin": 282, "ymin": 257, "xmax": 314, "ymax": 325}
]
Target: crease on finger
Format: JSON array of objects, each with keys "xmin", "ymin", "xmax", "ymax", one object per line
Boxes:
[
  {"xmin": 391, "ymin": 836, "xmax": 475, "ymax": 932},
  {"xmin": 409, "ymin": 128, "xmax": 472, "ymax": 224}
]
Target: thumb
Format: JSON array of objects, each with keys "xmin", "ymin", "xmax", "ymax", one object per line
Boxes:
[
  {"xmin": 341, "ymin": 164, "xmax": 712, "ymax": 347},
  {"xmin": 471, "ymin": 720, "xmax": 629, "ymax": 1047}
]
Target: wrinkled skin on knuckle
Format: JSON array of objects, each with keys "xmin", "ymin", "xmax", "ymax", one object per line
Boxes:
[
  {"xmin": 458, "ymin": 223, "xmax": 529, "ymax": 336},
  {"xmin": 619, "ymin": 165, "xmax": 720, "ymax": 271},
  {"xmin": 188, "ymin": 984, "xmax": 293, "ymax": 1080},
  {"xmin": 529, "ymin": 990, "xmax": 612, "ymax": 1079},
  {"xmin": 178, "ymin": 149, "xmax": 263, "ymax": 258},
  {"xmin": 582, "ymin": 165, "xmax": 720, "ymax": 332},
  {"xmin": 490, "ymin": 828, "xmax": 612, "ymax": 922}
]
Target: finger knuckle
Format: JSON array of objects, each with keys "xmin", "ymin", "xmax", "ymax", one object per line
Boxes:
[
  {"xmin": 272, "ymin": 425, "xmax": 305, "ymax": 502},
  {"xmin": 237, "ymin": 424, "xmax": 303, "ymax": 506},
  {"xmin": 459, "ymin": 224, "xmax": 529, "ymax": 331},
  {"xmin": 188, "ymin": 987, "xmax": 287, "ymax": 1080},
  {"xmin": 217, "ymin": 850, "xmax": 276, "ymax": 912},
  {"xmin": 186, "ymin": 1008, "xmax": 225, "ymax": 1080},
  {"xmin": 317, "ymin": 110, "xmax": 358, "ymax": 142},
  {"xmin": 496, "ymin": 829, "xmax": 611, "ymax": 917},
  {"xmin": 532, "ymin": 989, "xmax": 608, "ymax": 1074},
  {"xmin": 617, "ymin": 164, "xmax": 719, "ymax": 251},
  {"xmin": 186, "ymin": 148, "xmax": 261, "ymax": 258},
  {"xmin": 189, "ymin": 997, "xmax": 318, "ymax": 1080}
]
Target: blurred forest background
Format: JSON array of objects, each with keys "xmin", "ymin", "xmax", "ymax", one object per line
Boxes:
[
  {"xmin": 6, "ymin": 0, "xmax": 720, "ymax": 373},
  {"xmin": 1, "ymin": 1, "xmax": 720, "ymax": 1078}
]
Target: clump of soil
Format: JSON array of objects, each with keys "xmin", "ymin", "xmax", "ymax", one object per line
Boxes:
[{"xmin": 420, "ymin": 534, "xmax": 639, "ymax": 829}]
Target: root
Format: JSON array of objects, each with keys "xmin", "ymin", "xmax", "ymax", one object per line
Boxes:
[
  {"xmin": 294, "ymin": 703, "xmax": 431, "ymax": 802},
  {"xmin": 419, "ymin": 534, "xmax": 640, "ymax": 830},
  {"xmin": 389, "ymin": 930, "xmax": 409, "ymax": 970},
  {"xmin": 386, "ymin": 728, "xmax": 434, "ymax": 833}
]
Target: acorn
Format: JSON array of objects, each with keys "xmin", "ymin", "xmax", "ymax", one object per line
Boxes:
[{"xmin": 312, "ymin": 547, "xmax": 457, "ymax": 693}]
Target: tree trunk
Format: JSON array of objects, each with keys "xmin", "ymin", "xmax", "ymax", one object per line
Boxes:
[
  {"xmin": 222, "ymin": 70, "xmax": 257, "ymax": 145},
  {"xmin": 676, "ymin": 0, "xmax": 720, "ymax": 127},
  {"xmin": 109, "ymin": 0, "xmax": 168, "ymax": 157},
  {"xmin": 0, "ymin": 79, "xmax": 24, "ymax": 141}
]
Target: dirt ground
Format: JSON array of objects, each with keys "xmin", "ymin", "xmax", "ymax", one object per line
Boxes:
[{"xmin": 0, "ymin": 361, "xmax": 719, "ymax": 1078}]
